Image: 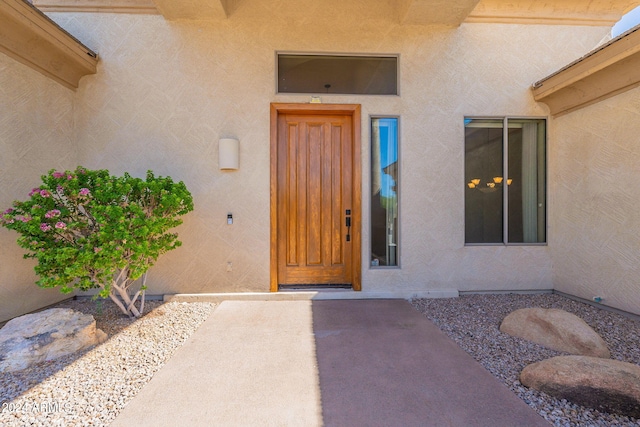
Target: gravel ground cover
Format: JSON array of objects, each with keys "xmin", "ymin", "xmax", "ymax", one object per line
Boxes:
[
  {"xmin": 411, "ymin": 293, "xmax": 640, "ymax": 427},
  {"xmin": 2, "ymin": 294, "xmax": 639, "ymax": 427},
  {"xmin": 0, "ymin": 299, "xmax": 214, "ymax": 427}
]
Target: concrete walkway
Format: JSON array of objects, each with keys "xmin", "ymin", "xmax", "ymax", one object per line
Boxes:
[{"xmin": 110, "ymin": 299, "xmax": 549, "ymax": 427}]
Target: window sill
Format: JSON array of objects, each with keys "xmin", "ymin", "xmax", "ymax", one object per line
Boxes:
[{"xmin": 464, "ymin": 243, "xmax": 548, "ymax": 247}]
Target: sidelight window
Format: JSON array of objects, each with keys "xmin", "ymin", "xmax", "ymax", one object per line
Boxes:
[{"xmin": 371, "ymin": 117, "xmax": 399, "ymax": 266}]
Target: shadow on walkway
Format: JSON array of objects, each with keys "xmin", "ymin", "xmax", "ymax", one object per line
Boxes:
[
  {"xmin": 110, "ymin": 299, "xmax": 548, "ymax": 426},
  {"xmin": 312, "ymin": 299, "xmax": 549, "ymax": 427}
]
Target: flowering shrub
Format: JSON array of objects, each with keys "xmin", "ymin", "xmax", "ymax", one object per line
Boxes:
[{"xmin": 1, "ymin": 167, "xmax": 194, "ymax": 317}]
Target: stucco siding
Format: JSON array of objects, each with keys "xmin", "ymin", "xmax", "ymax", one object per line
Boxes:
[
  {"xmin": 51, "ymin": 13, "xmax": 609, "ymax": 296},
  {"xmin": 3, "ymin": 11, "xmax": 612, "ymax": 303},
  {"xmin": 0, "ymin": 54, "xmax": 77, "ymax": 323},
  {"xmin": 550, "ymin": 86, "xmax": 640, "ymax": 315}
]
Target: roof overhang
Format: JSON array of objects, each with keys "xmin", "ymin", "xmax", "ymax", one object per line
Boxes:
[
  {"xmin": 467, "ymin": 0, "xmax": 640, "ymax": 26},
  {"xmin": 34, "ymin": 0, "xmax": 228, "ymax": 19},
  {"xmin": 400, "ymin": 0, "xmax": 480, "ymax": 26},
  {"xmin": 151, "ymin": 0, "xmax": 230, "ymax": 20},
  {"xmin": 32, "ymin": 0, "xmax": 159, "ymax": 14},
  {"xmin": 533, "ymin": 26, "xmax": 640, "ymax": 117},
  {"xmin": 0, "ymin": 0, "xmax": 98, "ymax": 89},
  {"xmin": 30, "ymin": 0, "xmax": 640, "ymax": 26}
]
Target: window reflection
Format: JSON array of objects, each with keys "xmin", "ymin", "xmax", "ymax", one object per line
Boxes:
[
  {"xmin": 371, "ymin": 117, "xmax": 399, "ymax": 266},
  {"xmin": 464, "ymin": 118, "xmax": 546, "ymax": 244},
  {"xmin": 278, "ymin": 54, "xmax": 398, "ymax": 95}
]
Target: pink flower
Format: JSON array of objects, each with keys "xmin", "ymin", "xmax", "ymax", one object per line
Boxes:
[
  {"xmin": 67, "ymin": 175, "xmax": 73, "ymax": 180},
  {"xmin": 17, "ymin": 215, "xmax": 30, "ymax": 223},
  {"xmin": 29, "ymin": 188, "xmax": 39, "ymax": 197},
  {"xmin": 39, "ymin": 190, "xmax": 51, "ymax": 198},
  {"xmin": 52, "ymin": 171, "xmax": 65, "ymax": 179},
  {"xmin": 3, "ymin": 208, "xmax": 13, "ymax": 214},
  {"xmin": 40, "ymin": 223, "xmax": 52, "ymax": 232},
  {"xmin": 79, "ymin": 188, "xmax": 90, "ymax": 196},
  {"xmin": 45, "ymin": 209, "xmax": 61, "ymax": 218},
  {"xmin": 93, "ymin": 247, "xmax": 102, "ymax": 253},
  {"xmin": 55, "ymin": 221, "xmax": 66, "ymax": 229}
]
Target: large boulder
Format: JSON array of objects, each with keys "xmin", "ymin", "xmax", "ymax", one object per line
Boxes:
[
  {"xmin": 500, "ymin": 308, "xmax": 610, "ymax": 358},
  {"xmin": 521, "ymin": 356, "xmax": 640, "ymax": 418},
  {"xmin": 0, "ymin": 308, "xmax": 107, "ymax": 372}
]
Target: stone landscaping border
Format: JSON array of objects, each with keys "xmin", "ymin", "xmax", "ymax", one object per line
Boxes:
[
  {"xmin": 412, "ymin": 293, "xmax": 640, "ymax": 426},
  {"xmin": 0, "ymin": 300, "xmax": 214, "ymax": 427}
]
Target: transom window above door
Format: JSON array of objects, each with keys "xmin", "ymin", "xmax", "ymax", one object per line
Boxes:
[{"xmin": 277, "ymin": 53, "xmax": 398, "ymax": 95}]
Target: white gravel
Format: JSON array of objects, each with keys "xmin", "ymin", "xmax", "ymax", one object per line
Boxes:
[
  {"xmin": 411, "ymin": 293, "xmax": 640, "ymax": 427},
  {"xmin": 2, "ymin": 293, "xmax": 639, "ymax": 426},
  {"xmin": 0, "ymin": 299, "xmax": 214, "ymax": 427}
]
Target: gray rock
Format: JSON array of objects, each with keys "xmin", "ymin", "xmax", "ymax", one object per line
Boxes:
[
  {"xmin": 500, "ymin": 307, "xmax": 610, "ymax": 358},
  {"xmin": 0, "ymin": 308, "xmax": 107, "ymax": 372},
  {"xmin": 521, "ymin": 355, "xmax": 640, "ymax": 418}
]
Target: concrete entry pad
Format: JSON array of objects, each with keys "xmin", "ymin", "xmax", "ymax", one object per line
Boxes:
[
  {"xmin": 111, "ymin": 301, "xmax": 323, "ymax": 427},
  {"xmin": 313, "ymin": 299, "xmax": 549, "ymax": 426},
  {"xmin": 111, "ymin": 299, "xmax": 548, "ymax": 426}
]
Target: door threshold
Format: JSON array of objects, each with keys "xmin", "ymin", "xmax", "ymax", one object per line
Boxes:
[{"xmin": 279, "ymin": 284, "xmax": 353, "ymax": 292}]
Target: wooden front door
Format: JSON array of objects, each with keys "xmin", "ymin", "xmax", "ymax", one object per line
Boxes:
[{"xmin": 270, "ymin": 104, "xmax": 361, "ymax": 291}]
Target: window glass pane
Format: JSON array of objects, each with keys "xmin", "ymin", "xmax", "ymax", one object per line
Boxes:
[
  {"xmin": 371, "ymin": 117, "xmax": 398, "ymax": 266},
  {"xmin": 507, "ymin": 119, "xmax": 546, "ymax": 243},
  {"xmin": 464, "ymin": 118, "xmax": 546, "ymax": 245},
  {"xmin": 465, "ymin": 119, "xmax": 504, "ymax": 244},
  {"xmin": 278, "ymin": 54, "xmax": 398, "ymax": 95}
]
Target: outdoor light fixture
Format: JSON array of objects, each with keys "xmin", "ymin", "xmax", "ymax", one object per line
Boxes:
[{"xmin": 219, "ymin": 138, "xmax": 239, "ymax": 170}]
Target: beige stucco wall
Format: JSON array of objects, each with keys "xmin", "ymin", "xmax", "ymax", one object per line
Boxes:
[
  {"xmin": 1, "ymin": 8, "xmax": 616, "ymax": 317},
  {"xmin": 0, "ymin": 54, "xmax": 77, "ymax": 323},
  {"xmin": 42, "ymin": 12, "xmax": 610, "ymax": 298},
  {"xmin": 550, "ymin": 86, "xmax": 640, "ymax": 315}
]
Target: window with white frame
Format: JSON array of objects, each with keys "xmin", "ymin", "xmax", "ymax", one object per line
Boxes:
[{"xmin": 464, "ymin": 118, "xmax": 546, "ymax": 245}]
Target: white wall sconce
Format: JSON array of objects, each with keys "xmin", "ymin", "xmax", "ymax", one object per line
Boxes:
[{"xmin": 219, "ymin": 138, "xmax": 239, "ymax": 170}]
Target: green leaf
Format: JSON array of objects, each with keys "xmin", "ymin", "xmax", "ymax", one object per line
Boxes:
[{"xmin": 1, "ymin": 166, "xmax": 193, "ymax": 312}]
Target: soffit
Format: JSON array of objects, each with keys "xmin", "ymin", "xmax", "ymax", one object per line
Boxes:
[
  {"xmin": 533, "ymin": 26, "xmax": 640, "ymax": 116},
  {"xmin": 151, "ymin": 0, "xmax": 229, "ymax": 20},
  {"xmin": 33, "ymin": 0, "xmax": 158, "ymax": 14},
  {"xmin": 400, "ymin": 0, "xmax": 481, "ymax": 26},
  {"xmin": 35, "ymin": 0, "xmax": 237, "ymax": 19},
  {"xmin": 467, "ymin": 0, "xmax": 640, "ymax": 26},
  {"xmin": 27, "ymin": 0, "xmax": 640, "ymax": 25},
  {"xmin": 0, "ymin": 0, "xmax": 97, "ymax": 90},
  {"xmin": 143, "ymin": 0, "xmax": 468, "ymax": 24}
]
